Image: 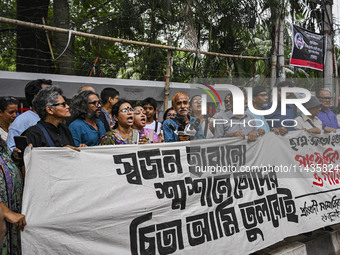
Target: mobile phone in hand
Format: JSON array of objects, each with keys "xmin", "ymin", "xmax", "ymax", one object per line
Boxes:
[{"xmin": 14, "ymin": 136, "xmax": 28, "ymax": 151}]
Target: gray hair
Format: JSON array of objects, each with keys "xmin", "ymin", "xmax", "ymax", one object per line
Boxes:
[
  {"xmin": 70, "ymin": 90, "xmax": 99, "ymax": 119},
  {"xmin": 316, "ymin": 88, "xmax": 331, "ymax": 98},
  {"xmin": 33, "ymin": 86, "xmax": 64, "ymax": 120}
]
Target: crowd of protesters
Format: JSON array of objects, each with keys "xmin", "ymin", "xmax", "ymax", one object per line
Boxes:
[{"xmin": 0, "ymin": 78, "xmax": 339, "ymax": 254}]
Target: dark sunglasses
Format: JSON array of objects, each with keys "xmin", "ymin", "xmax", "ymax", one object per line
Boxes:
[
  {"xmin": 167, "ymin": 113, "xmax": 175, "ymax": 117},
  {"xmin": 50, "ymin": 102, "xmax": 67, "ymax": 107}
]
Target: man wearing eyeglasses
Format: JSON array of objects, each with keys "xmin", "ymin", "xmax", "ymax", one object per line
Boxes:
[
  {"xmin": 163, "ymin": 93, "xmax": 205, "ymax": 142},
  {"xmin": 317, "ymin": 89, "xmax": 338, "ymax": 132},
  {"xmin": 68, "ymin": 90, "xmax": 106, "ymax": 146}
]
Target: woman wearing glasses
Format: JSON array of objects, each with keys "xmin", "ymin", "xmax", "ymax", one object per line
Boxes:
[
  {"xmin": 0, "ymin": 97, "xmax": 18, "ymax": 141},
  {"xmin": 99, "ymin": 99, "xmax": 149, "ymax": 145},
  {"xmin": 162, "ymin": 108, "xmax": 176, "ymax": 122},
  {"xmin": 22, "ymin": 86, "xmax": 76, "ymax": 148}
]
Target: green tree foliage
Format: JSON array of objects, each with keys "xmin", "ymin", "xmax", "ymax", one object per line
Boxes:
[{"xmin": 0, "ymin": 0, "xmax": 337, "ymax": 82}]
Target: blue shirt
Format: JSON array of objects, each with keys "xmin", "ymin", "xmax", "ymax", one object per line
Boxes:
[
  {"xmin": 7, "ymin": 110, "xmax": 40, "ymax": 151},
  {"xmin": 264, "ymin": 103, "xmax": 296, "ymax": 131},
  {"xmin": 318, "ymin": 108, "xmax": 339, "ymax": 130},
  {"xmin": 68, "ymin": 118, "xmax": 106, "ymax": 146},
  {"xmin": 163, "ymin": 115, "xmax": 205, "ymax": 142},
  {"xmin": 245, "ymin": 109, "xmax": 270, "ymax": 133}
]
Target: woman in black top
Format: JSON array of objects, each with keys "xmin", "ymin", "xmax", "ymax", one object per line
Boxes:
[{"xmin": 23, "ymin": 86, "xmax": 77, "ymax": 149}]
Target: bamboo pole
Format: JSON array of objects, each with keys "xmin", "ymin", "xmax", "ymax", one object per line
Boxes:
[
  {"xmin": 42, "ymin": 17, "xmax": 54, "ymax": 60},
  {"xmin": 0, "ymin": 16, "xmax": 267, "ymax": 61},
  {"xmin": 164, "ymin": 38, "xmax": 172, "ymax": 109}
]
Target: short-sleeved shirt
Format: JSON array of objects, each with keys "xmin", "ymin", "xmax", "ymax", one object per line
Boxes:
[
  {"xmin": 69, "ymin": 118, "xmax": 106, "ymax": 146},
  {"xmin": 294, "ymin": 114, "xmax": 322, "ymax": 131},
  {"xmin": 214, "ymin": 111, "xmax": 257, "ymax": 138},
  {"xmin": 7, "ymin": 110, "xmax": 40, "ymax": 151},
  {"xmin": 264, "ymin": 103, "xmax": 296, "ymax": 131},
  {"xmin": 23, "ymin": 120, "xmax": 75, "ymax": 147},
  {"xmin": 318, "ymin": 108, "xmax": 339, "ymax": 130}
]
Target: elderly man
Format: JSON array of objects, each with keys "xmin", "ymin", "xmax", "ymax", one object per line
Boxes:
[
  {"xmin": 294, "ymin": 96, "xmax": 322, "ymax": 134},
  {"xmin": 246, "ymin": 86, "xmax": 270, "ymax": 134},
  {"xmin": 163, "ymin": 93, "xmax": 205, "ymax": 142},
  {"xmin": 317, "ymin": 89, "xmax": 338, "ymax": 132},
  {"xmin": 265, "ymin": 81, "xmax": 296, "ymax": 135},
  {"xmin": 7, "ymin": 79, "xmax": 52, "ymax": 151},
  {"xmin": 69, "ymin": 90, "xmax": 106, "ymax": 146},
  {"xmin": 23, "ymin": 86, "xmax": 76, "ymax": 148},
  {"xmin": 214, "ymin": 88, "xmax": 258, "ymax": 142}
]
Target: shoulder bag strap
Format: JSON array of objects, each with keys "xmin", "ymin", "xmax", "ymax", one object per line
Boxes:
[{"xmin": 36, "ymin": 123, "xmax": 55, "ymax": 147}]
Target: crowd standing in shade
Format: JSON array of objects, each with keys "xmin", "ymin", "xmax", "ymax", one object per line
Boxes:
[
  {"xmin": 2, "ymin": 77, "xmax": 340, "ymax": 254},
  {"xmin": 0, "ymin": 97, "xmax": 18, "ymax": 141}
]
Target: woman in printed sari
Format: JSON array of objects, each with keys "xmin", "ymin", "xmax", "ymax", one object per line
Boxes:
[
  {"xmin": 99, "ymin": 99, "xmax": 149, "ymax": 145},
  {"xmin": 0, "ymin": 136, "xmax": 25, "ymax": 254}
]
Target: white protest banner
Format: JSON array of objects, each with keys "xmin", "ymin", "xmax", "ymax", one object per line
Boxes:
[{"xmin": 21, "ymin": 131, "xmax": 340, "ymax": 254}]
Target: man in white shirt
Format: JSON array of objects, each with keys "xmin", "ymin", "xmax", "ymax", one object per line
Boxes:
[{"xmin": 294, "ymin": 96, "xmax": 323, "ymax": 134}]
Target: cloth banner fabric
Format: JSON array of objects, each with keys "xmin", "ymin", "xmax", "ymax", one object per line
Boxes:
[
  {"xmin": 289, "ymin": 24, "xmax": 326, "ymax": 71},
  {"xmin": 21, "ymin": 131, "xmax": 340, "ymax": 255}
]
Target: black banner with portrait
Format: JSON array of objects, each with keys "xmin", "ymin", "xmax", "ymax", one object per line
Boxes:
[{"xmin": 289, "ymin": 24, "xmax": 326, "ymax": 71}]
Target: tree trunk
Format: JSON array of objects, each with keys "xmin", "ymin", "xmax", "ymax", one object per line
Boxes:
[
  {"xmin": 16, "ymin": 0, "xmax": 54, "ymax": 73},
  {"xmin": 53, "ymin": 0, "xmax": 74, "ymax": 75}
]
